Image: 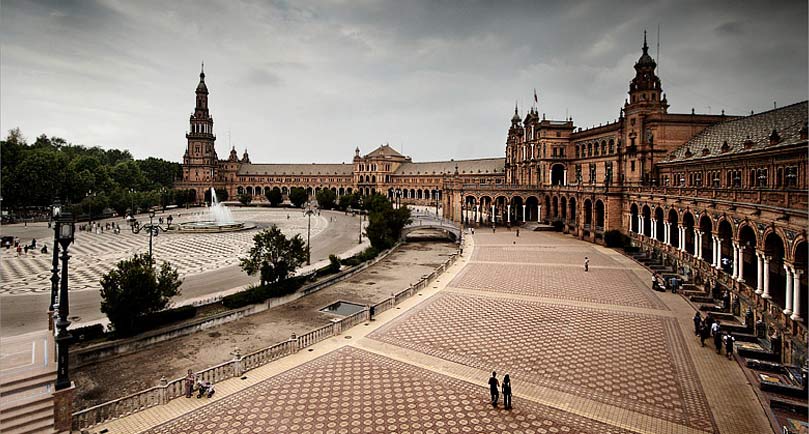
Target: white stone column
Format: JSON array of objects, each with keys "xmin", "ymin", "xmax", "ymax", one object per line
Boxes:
[
  {"xmin": 783, "ymin": 264, "xmax": 794, "ymax": 315},
  {"xmin": 679, "ymin": 226, "xmax": 685, "ymax": 251},
  {"xmin": 695, "ymin": 230, "xmax": 702, "ymax": 258},
  {"xmin": 737, "ymin": 246, "xmax": 745, "ymax": 282},
  {"xmin": 538, "ymin": 205, "xmax": 542, "ymax": 223},
  {"xmin": 732, "ymin": 243, "xmax": 739, "ymax": 279},
  {"xmin": 491, "ymin": 205, "xmax": 496, "ymax": 223},
  {"xmin": 507, "ymin": 205, "xmax": 511, "ymax": 223},
  {"xmin": 755, "ymin": 252, "xmax": 764, "ymax": 294},
  {"xmin": 476, "ymin": 204, "xmax": 480, "ymax": 223},
  {"xmin": 762, "ymin": 256, "xmax": 771, "ymax": 299},
  {"xmin": 791, "ymin": 270, "xmax": 803, "ymax": 321},
  {"xmin": 522, "ymin": 205, "xmax": 526, "ymax": 222},
  {"xmin": 651, "ymin": 219, "xmax": 657, "ymax": 239},
  {"xmin": 563, "ymin": 169, "xmax": 568, "ymax": 186},
  {"xmin": 663, "ymin": 223, "xmax": 669, "ymax": 244}
]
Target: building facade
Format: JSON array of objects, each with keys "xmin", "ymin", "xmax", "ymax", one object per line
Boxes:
[{"xmin": 177, "ymin": 35, "xmax": 807, "ymax": 365}]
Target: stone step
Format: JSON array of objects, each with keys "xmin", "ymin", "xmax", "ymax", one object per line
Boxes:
[
  {"xmin": 0, "ymin": 395, "xmax": 54, "ymax": 432},
  {"xmin": 0, "ymin": 371, "xmax": 56, "ymax": 397},
  {"xmin": 690, "ymin": 295, "xmax": 715, "ymax": 303},
  {"xmin": 0, "ymin": 405, "xmax": 54, "ymax": 434}
]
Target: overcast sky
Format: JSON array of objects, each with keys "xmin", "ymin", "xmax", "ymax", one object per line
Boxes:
[{"xmin": 2, "ymin": 0, "xmax": 807, "ymax": 164}]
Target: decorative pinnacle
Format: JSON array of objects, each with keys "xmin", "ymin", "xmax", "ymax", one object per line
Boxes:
[{"xmin": 642, "ymin": 30, "xmax": 648, "ymax": 53}]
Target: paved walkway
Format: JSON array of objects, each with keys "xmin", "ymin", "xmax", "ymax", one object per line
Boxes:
[{"xmin": 91, "ymin": 230, "xmax": 773, "ymax": 434}]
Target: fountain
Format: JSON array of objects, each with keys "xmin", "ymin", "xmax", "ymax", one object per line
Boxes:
[{"xmin": 176, "ymin": 188, "xmax": 250, "ymax": 232}]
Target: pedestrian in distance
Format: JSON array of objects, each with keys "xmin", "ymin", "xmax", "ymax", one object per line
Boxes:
[
  {"xmin": 704, "ymin": 312, "xmax": 715, "ymax": 331},
  {"xmin": 693, "ymin": 312, "xmax": 702, "ymax": 336},
  {"xmin": 713, "ymin": 326, "xmax": 723, "ymax": 354},
  {"xmin": 488, "ymin": 371, "xmax": 500, "ymax": 407},
  {"xmin": 584, "ymin": 257, "xmax": 589, "ymax": 272},
  {"xmin": 711, "ymin": 320, "xmax": 721, "ymax": 338},
  {"xmin": 184, "ymin": 370, "xmax": 196, "ymax": 398},
  {"xmin": 502, "ymin": 374, "xmax": 512, "ymax": 410},
  {"xmin": 725, "ymin": 332, "xmax": 735, "ymax": 360},
  {"xmin": 516, "ymin": 228, "xmax": 520, "ymax": 237}
]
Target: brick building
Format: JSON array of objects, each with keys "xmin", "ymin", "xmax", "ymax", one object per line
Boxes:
[{"xmin": 177, "ymin": 34, "xmax": 807, "ymax": 364}]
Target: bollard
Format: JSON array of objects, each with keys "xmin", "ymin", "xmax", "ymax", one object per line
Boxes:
[
  {"xmin": 159, "ymin": 376, "xmax": 168, "ymax": 404},
  {"xmin": 232, "ymin": 347, "xmax": 243, "ymax": 376}
]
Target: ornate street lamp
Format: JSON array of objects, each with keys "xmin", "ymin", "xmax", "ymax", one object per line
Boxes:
[
  {"xmin": 48, "ymin": 199, "xmax": 62, "ymax": 330},
  {"xmin": 304, "ymin": 202, "xmax": 316, "ymax": 265},
  {"xmin": 54, "ymin": 211, "xmax": 75, "ymax": 391},
  {"xmin": 129, "ymin": 209, "xmax": 172, "ymax": 265},
  {"xmin": 357, "ymin": 197, "xmax": 364, "ymax": 244}
]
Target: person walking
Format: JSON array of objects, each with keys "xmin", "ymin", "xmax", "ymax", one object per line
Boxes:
[
  {"xmin": 724, "ymin": 333, "xmax": 736, "ymax": 360},
  {"xmin": 713, "ymin": 326, "xmax": 723, "ymax": 355},
  {"xmin": 488, "ymin": 372, "xmax": 500, "ymax": 407},
  {"xmin": 711, "ymin": 320, "xmax": 721, "ymax": 338},
  {"xmin": 584, "ymin": 257, "xmax": 590, "ymax": 272},
  {"xmin": 699, "ymin": 322, "xmax": 710, "ymax": 347},
  {"xmin": 692, "ymin": 312, "xmax": 702, "ymax": 336},
  {"xmin": 704, "ymin": 312, "xmax": 715, "ymax": 332},
  {"xmin": 184, "ymin": 370, "xmax": 196, "ymax": 398},
  {"xmin": 502, "ymin": 374, "xmax": 512, "ymax": 410}
]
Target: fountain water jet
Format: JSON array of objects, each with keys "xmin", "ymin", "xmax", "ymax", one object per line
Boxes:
[{"xmin": 176, "ymin": 188, "xmax": 249, "ymax": 232}]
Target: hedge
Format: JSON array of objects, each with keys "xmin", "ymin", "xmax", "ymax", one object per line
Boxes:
[
  {"xmin": 222, "ymin": 276, "xmax": 308, "ymax": 309},
  {"xmin": 137, "ymin": 305, "xmax": 197, "ymax": 332},
  {"xmin": 69, "ymin": 323, "xmax": 107, "ymax": 344}
]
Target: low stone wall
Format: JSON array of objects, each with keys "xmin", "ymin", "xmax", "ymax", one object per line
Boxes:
[{"xmin": 72, "ymin": 249, "xmax": 460, "ymax": 432}]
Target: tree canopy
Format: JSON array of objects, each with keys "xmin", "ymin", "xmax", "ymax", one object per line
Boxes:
[
  {"xmin": 1, "ymin": 129, "xmax": 182, "ymax": 218},
  {"xmin": 240, "ymin": 226, "xmax": 308, "ymax": 286},
  {"xmin": 315, "ymin": 188, "xmax": 337, "ymax": 210},
  {"xmin": 266, "ymin": 188, "xmax": 283, "ymax": 206},
  {"xmin": 99, "ymin": 254, "xmax": 182, "ymax": 336},
  {"xmin": 362, "ymin": 193, "xmax": 412, "ymax": 250},
  {"xmin": 288, "ymin": 187, "xmax": 309, "ymax": 208}
]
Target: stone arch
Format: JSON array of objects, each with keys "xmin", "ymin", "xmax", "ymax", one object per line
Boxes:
[
  {"xmin": 246, "ymin": 186, "xmax": 253, "ymax": 196},
  {"xmin": 738, "ymin": 224, "xmax": 758, "ymax": 285},
  {"xmin": 495, "ymin": 196, "xmax": 508, "ymax": 223},
  {"xmin": 552, "ymin": 196, "xmax": 559, "ymax": 219},
  {"xmin": 717, "ymin": 219, "xmax": 733, "ymax": 273},
  {"xmin": 764, "ymin": 231, "xmax": 787, "ymax": 309},
  {"xmin": 510, "ymin": 196, "xmax": 524, "ymax": 222},
  {"xmin": 630, "ymin": 203, "xmax": 639, "ymax": 233},
  {"xmin": 551, "ymin": 163, "xmax": 566, "ymax": 186},
  {"xmin": 568, "ymin": 197, "xmax": 577, "ymax": 223},
  {"xmin": 682, "ymin": 211, "xmax": 696, "ymax": 255},
  {"xmin": 526, "ymin": 196, "xmax": 539, "ymax": 222},
  {"xmin": 544, "ymin": 195, "xmax": 551, "ymax": 223},
  {"xmin": 736, "ymin": 221, "xmax": 760, "ymax": 248},
  {"xmin": 594, "ymin": 200, "xmax": 605, "ymax": 229},
  {"xmin": 237, "ymin": 186, "xmax": 245, "ymax": 195},
  {"xmin": 668, "ymin": 208, "xmax": 679, "ymax": 248},
  {"xmin": 560, "ymin": 196, "xmax": 567, "ymax": 221},
  {"xmin": 642, "ymin": 205, "xmax": 652, "ymax": 237},
  {"xmin": 584, "ymin": 198, "xmax": 593, "ymax": 227},
  {"xmin": 371, "ymin": 175, "xmax": 376, "ymax": 183},
  {"xmin": 699, "ymin": 214, "xmax": 713, "ymax": 262},
  {"xmin": 338, "ymin": 187, "xmax": 344, "ymax": 196},
  {"xmin": 480, "ymin": 195, "xmax": 493, "ymax": 223},
  {"xmin": 653, "ymin": 207, "xmax": 664, "ymax": 241}
]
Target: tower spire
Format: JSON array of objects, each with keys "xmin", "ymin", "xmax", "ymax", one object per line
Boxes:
[
  {"xmin": 201, "ymin": 61, "xmax": 205, "ymax": 78},
  {"xmin": 642, "ymin": 30, "xmax": 648, "ymax": 54}
]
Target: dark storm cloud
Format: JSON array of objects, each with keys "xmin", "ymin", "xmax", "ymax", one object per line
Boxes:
[{"xmin": 1, "ymin": 0, "xmax": 806, "ymax": 163}]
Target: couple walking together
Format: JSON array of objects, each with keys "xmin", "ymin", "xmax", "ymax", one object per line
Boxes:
[{"xmin": 488, "ymin": 372, "xmax": 512, "ymax": 409}]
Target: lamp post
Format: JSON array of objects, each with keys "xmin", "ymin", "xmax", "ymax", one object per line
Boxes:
[
  {"xmin": 48, "ymin": 199, "xmax": 62, "ymax": 330},
  {"xmin": 459, "ymin": 190, "xmax": 464, "ymax": 246},
  {"xmin": 128, "ymin": 209, "xmax": 172, "ymax": 265},
  {"xmin": 54, "ymin": 211, "xmax": 75, "ymax": 391},
  {"xmin": 304, "ymin": 202, "xmax": 316, "ymax": 265},
  {"xmin": 358, "ymin": 197, "xmax": 364, "ymax": 244},
  {"xmin": 129, "ymin": 188, "xmax": 136, "ymax": 217},
  {"xmin": 86, "ymin": 190, "xmax": 97, "ymax": 221}
]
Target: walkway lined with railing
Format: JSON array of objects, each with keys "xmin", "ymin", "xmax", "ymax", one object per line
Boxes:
[{"xmin": 72, "ymin": 248, "xmax": 461, "ymax": 432}]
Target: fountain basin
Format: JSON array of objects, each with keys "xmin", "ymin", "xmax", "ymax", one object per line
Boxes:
[{"xmin": 174, "ymin": 220, "xmax": 253, "ymax": 233}]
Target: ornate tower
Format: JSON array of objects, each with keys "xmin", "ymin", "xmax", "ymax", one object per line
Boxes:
[
  {"xmin": 625, "ymin": 31, "xmax": 668, "ymax": 117},
  {"xmin": 182, "ymin": 64, "xmax": 219, "ymax": 184},
  {"xmin": 504, "ymin": 104, "xmax": 523, "ymax": 185}
]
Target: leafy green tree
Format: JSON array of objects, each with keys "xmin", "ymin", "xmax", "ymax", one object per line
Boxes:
[
  {"xmin": 266, "ymin": 188, "xmax": 283, "ymax": 206},
  {"xmin": 338, "ymin": 192, "xmax": 361, "ymax": 211},
  {"xmin": 238, "ymin": 193, "xmax": 253, "ymax": 205},
  {"xmin": 240, "ymin": 226, "xmax": 307, "ymax": 286},
  {"xmin": 205, "ymin": 188, "xmax": 229, "ymax": 203},
  {"xmin": 315, "ymin": 188, "xmax": 337, "ymax": 209},
  {"xmin": 363, "ymin": 195, "xmax": 411, "ymax": 250},
  {"xmin": 99, "ymin": 254, "xmax": 182, "ymax": 336},
  {"xmin": 288, "ymin": 187, "xmax": 308, "ymax": 208},
  {"xmin": 137, "ymin": 157, "xmax": 182, "ymax": 189}
]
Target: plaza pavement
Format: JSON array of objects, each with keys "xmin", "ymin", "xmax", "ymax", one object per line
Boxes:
[
  {"xmin": 0, "ymin": 208, "xmax": 364, "ymax": 337},
  {"xmin": 90, "ymin": 229, "xmax": 773, "ymax": 434}
]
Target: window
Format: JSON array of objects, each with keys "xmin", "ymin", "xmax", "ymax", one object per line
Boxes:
[
  {"xmin": 630, "ymin": 160, "xmax": 635, "ymax": 172},
  {"xmin": 609, "ymin": 140, "xmax": 614, "ymax": 154},
  {"xmin": 785, "ymin": 166, "xmax": 798, "ymax": 187}
]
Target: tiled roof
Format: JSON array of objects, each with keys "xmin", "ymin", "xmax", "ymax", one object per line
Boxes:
[
  {"xmin": 666, "ymin": 101, "xmax": 807, "ymax": 163},
  {"xmin": 238, "ymin": 163, "xmax": 353, "ymax": 176},
  {"xmin": 394, "ymin": 158, "xmax": 505, "ymax": 176},
  {"xmin": 365, "ymin": 144, "xmax": 407, "ymax": 159}
]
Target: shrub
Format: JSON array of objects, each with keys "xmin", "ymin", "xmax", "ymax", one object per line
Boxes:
[
  {"xmin": 69, "ymin": 323, "xmax": 107, "ymax": 344},
  {"xmin": 221, "ymin": 276, "xmax": 309, "ymax": 309},
  {"xmin": 138, "ymin": 305, "xmax": 197, "ymax": 331}
]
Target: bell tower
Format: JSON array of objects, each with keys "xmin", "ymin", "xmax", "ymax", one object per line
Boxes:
[
  {"xmin": 625, "ymin": 31, "xmax": 667, "ymax": 117},
  {"xmin": 182, "ymin": 64, "xmax": 219, "ymax": 183}
]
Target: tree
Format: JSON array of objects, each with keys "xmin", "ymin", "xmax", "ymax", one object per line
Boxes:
[
  {"xmin": 338, "ymin": 192, "xmax": 361, "ymax": 210},
  {"xmin": 288, "ymin": 187, "xmax": 308, "ymax": 208},
  {"xmin": 240, "ymin": 226, "xmax": 307, "ymax": 286},
  {"xmin": 266, "ymin": 188, "xmax": 283, "ymax": 206},
  {"xmin": 316, "ymin": 188, "xmax": 337, "ymax": 210},
  {"xmin": 363, "ymin": 195, "xmax": 411, "ymax": 250},
  {"xmin": 238, "ymin": 193, "xmax": 253, "ymax": 205},
  {"xmin": 99, "ymin": 254, "xmax": 182, "ymax": 336},
  {"xmin": 205, "ymin": 188, "xmax": 229, "ymax": 203}
]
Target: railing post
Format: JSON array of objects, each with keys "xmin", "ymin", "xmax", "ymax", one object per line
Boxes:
[
  {"xmin": 290, "ymin": 333, "xmax": 299, "ymax": 352},
  {"xmin": 232, "ymin": 347, "xmax": 243, "ymax": 377},
  {"xmin": 332, "ymin": 318, "xmax": 342, "ymax": 335},
  {"xmin": 158, "ymin": 376, "xmax": 168, "ymax": 405}
]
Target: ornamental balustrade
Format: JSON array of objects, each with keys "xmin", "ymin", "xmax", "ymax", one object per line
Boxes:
[{"xmin": 72, "ymin": 252, "xmax": 458, "ymax": 431}]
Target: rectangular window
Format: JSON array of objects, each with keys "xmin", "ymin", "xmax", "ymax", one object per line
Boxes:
[{"xmin": 630, "ymin": 160, "xmax": 635, "ymax": 172}]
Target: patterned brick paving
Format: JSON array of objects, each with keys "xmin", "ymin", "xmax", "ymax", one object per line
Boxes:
[
  {"xmin": 0, "ymin": 209, "xmax": 326, "ymax": 294},
  {"xmin": 369, "ymin": 292, "xmax": 714, "ymax": 432},
  {"xmin": 449, "ymin": 262, "xmax": 668, "ymax": 310},
  {"xmin": 472, "ymin": 245, "xmax": 614, "ymax": 267},
  {"xmin": 143, "ymin": 347, "xmax": 634, "ymax": 434}
]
